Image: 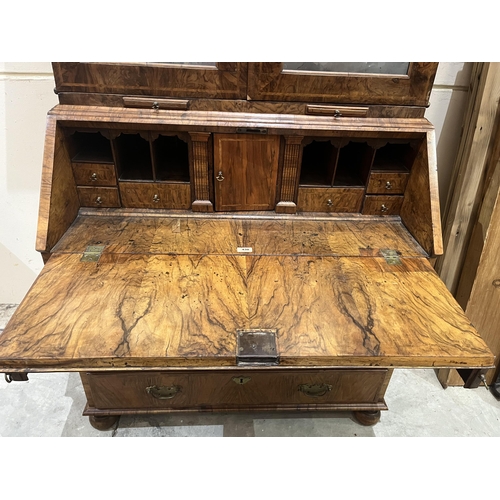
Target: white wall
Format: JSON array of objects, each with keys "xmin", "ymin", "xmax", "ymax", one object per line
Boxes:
[
  {"xmin": 425, "ymin": 62, "xmax": 472, "ymax": 210},
  {"xmin": 0, "ymin": 62, "xmax": 472, "ymax": 303},
  {"xmin": 0, "ymin": 63, "xmax": 58, "ymax": 303}
]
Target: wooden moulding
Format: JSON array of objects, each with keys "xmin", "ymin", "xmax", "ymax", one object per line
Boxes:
[
  {"xmin": 57, "ymin": 93, "xmax": 428, "ymax": 118},
  {"xmin": 49, "ymin": 105, "xmax": 435, "ymax": 137}
]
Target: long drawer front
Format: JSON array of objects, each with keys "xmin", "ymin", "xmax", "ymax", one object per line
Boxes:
[{"xmin": 86, "ymin": 369, "xmax": 388, "ymax": 410}]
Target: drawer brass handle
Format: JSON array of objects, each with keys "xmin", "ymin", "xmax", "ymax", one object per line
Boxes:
[
  {"xmin": 153, "ymin": 194, "xmax": 160, "ymax": 203},
  {"xmin": 385, "ymin": 181, "xmax": 392, "ymax": 190},
  {"xmin": 333, "ymin": 109, "xmax": 342, "ymax": 118},
  {"xmin": 152, "ymin": 101, "xmax": 160, "ymax": 110},
  {"xmin": 95, "ymin": 196, "xmax": 102, "ymax": 205},
  {"xmin": 90, "ymin": 172, "xmax": 98, "ymax": 182},
  {"xmin": 216, "ymin": 171, "xmax": 225, "ymax": 182},
  {"xmin": 232, "ymin": 376, "xmax": 251, "ymax": 385},
  {"xmin": 326, "ymin": 199, "xmax": 333, "ymax": 206},
  {"xmin": 299, "ymin": 383, "xmax": 332, "ymax": 397},
  {"xmin": 380, "ymin": 204, "xmax": 388, "ymax": 213},
  {"xmin": 146, "ymin": 385, "xmax": 181, "ymax": 399}
]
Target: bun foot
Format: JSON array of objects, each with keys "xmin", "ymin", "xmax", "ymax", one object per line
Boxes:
[
  {"xmin": 353, "ymin": 410, "xmax": 381, "ymax": 426},
  {"xmin": 89, "ymin": 415, "xmax": 119, "ymax": 431}
]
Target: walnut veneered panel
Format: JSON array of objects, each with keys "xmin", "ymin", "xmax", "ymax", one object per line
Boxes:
[
  {"xmin": 52, "ymin": 215, "xmax": 427, "ymax": 258},
  {"xmin": 366, "ymin": 172, "xmax": 409, "ymax": 194},
  {"xmin": 87, "ymin": 369, "xmax": 388, "ymax": 409},
  {"xmin": 72, "ymin": 163, "xmax": 117, "ymax": 186},
  {"xmin": 77, "ymin": 187, "xmax": 121, "ymax": 208},
  {"xmin": 0, "ymin": 252, "xmax": 492, "ymax": 370},
  {"xmin": 362, "ymin": 195, "xmax": 404, "ymax": 215},
  {"xmin": 119, "ymin": 182, "xmax": 191, "ymax": 209},
  {"xmin": 297, "ymin": 187, "xmax": 365, "ymax": 213},
  {"xmin": 52, "ymin": 63, "xmax": 248, "ymax": 100},
  {"xmin": 247, "ymin": 63, "xmax": 438, "ymax": 106},
  {"xmin": 214, "ymin": 134, "xmax": 280, "ymax": 211}
]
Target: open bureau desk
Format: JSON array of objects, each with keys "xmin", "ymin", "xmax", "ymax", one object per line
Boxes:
[{"xmin": 0, "ymin": 63, "xmax": 494, "ymax": 429}]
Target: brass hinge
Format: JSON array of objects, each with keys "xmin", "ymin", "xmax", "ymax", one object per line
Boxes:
[
  {"xmin": 81, "ymin": 245, "xmax": 105, "ymax": 262},
  {"xmin": 380, "ymin": 249, "xmax": 401, "ymax": 265}
]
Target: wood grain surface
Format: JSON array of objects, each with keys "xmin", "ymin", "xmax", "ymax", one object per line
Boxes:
[
  {"xmin": 247, "ymin": 63, "xmax": 438, "ymax": 106},
  {"xmin": 53, "ymin": 63, "xmax": 248, "ymax": 100},
  {"xmin": 51, "ymin": 215, "xmax": 427, "ymax": 258},
  {"xmin": 36, "ymin": 119, "xmax": 80, "ymax": 253},
  {"xmin": 86, "ymin": 369, "xmax": 388, "ymax": 409},
  {"xmin": 214, "ymin": 134, "xmax": 280, "ymax": 211},
  {"xmin": 0, "ymin": 218, "xmax": 492, "ymax": 371},
  {"xmin": 56, "ymin": 93, "xmax": 427, "ymax": 118}
]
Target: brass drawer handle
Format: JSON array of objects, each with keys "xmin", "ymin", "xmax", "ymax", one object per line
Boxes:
[
  {"xmin": 327, "ymin": 199, "xmax": 333, "ymax": 206},
  {"xmin": 153, "ymin": 194, "xmax": 160, "ymax": 203},
  {"xmin": 380, "ymin": 204, "xmax": 388, "ymax": 213},
  {"xmin": 216, "ymin": 171, "xmax": 224, "ymax": 182},
  {"xmin": 232, "ymin": 376, "xmax": 251, "ymax": 385},
  {"xmin": 95, "ymin": 196, "xmax": 102, "ymax": 205},
  {"xmin": 146, "ymin": 385, "xmax": 181, "ymax": 399},
  {"xmin": 299, "ymin": 383, "xmax": 332, "ymax": 397},
  {"xmin": 90, "ymin": 172, "xmax": 98, "ymax": 182},
  {"xmin": 385, "ymin": 181, "xmax": 392, "ymax": 190}
]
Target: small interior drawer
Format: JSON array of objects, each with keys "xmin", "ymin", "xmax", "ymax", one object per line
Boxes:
[
  {"xmin": 77, "ymin": 187, "xmax": 121, "ymax": 208},
  {"xmin": 119, "ymin": 182, "xmax": 191, "ymax": 209},
  {"xmin": 72, "ymin": 162, "xmax": 117, "ymax": 186},
  {"xmin": 87, "ymin": 369, "xmax": 388, "ymax": 410},
  {"xmin": 367, "ymin": 172, "xmax": 409, "ymax": 194},
  {"xmin": 297, "ymin": 187, "xmax": 364, "ymax": 212},
  {"xmin": 362, "ymin": 195, "xmax": 404, "ymax": 215}
]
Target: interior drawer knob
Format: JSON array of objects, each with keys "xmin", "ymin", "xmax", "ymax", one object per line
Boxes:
[
  {"xmin": 146, "ymin": 385, "xmax": 181, "ymax": 399},
  {"xmin": 90, "ymin": 172, "xmax": 98, "ymax": 182},
  {"xmin": 327, "ymin": 199, "xmax": 333, "ymax": 206},
  {"xmin": 385, "ymin": 181, "xmax": 392, "ymax": 190},
  {"xmin": 153, "ymin": 194, "xmax": 160, "ymax": 203},
  {"xmin": 299, "ymin": 383, "xmax": 332, "ymax": 397},
  {"xmin": 95, "ymin": 196, "xmax": 102, "ymax": 205},
  {"xmin": 381, "ymin": 204, "xmax": 388, "ymax": 213},
  {"xmin": 216, "ymin": 171, "xmax": 225, "ymax": 182}
]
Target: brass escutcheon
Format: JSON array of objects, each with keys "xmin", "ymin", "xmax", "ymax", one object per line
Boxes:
[
  {"xmin": 146, "ymin": 385, "xmax": 181, "ymax": 399},
  {"xmin": 232, "ymin": 376, "xmax": 251, "ymax": 385}
]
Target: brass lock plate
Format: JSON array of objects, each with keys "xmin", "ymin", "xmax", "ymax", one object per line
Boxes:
[{"xmin": 236, "ymin": 329, "xmax": 278, "ymax": 366}]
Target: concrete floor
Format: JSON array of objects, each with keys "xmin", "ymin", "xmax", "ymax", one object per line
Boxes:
[{"xmin": 1, "ymin": 303, "xmax": 500, "ymax": 437}]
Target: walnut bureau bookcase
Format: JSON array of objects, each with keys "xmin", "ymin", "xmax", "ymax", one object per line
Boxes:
[{"xmin": 0, "ymin": 62, "xmax": 494, "ymax": 430}]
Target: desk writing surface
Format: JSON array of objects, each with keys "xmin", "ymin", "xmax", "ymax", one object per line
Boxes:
[{"xmin": 0, "ymin": 215, "xmax": 492, "ymax": 371}]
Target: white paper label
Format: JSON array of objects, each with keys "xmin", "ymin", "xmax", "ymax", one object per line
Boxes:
[{"xmin": 237, "ymin": 247, "xmax": 253, "ymax": 253}]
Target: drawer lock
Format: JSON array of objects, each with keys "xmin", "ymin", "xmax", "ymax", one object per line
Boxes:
[{"xmin": 237, "ymin": 329, "xmax": 279, "ymax": 366}]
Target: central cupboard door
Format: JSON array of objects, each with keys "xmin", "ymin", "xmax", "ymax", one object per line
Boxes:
[{"xmin": 214, "ymin": 134, "xmax": 281, "ymax": 211}]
